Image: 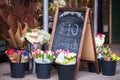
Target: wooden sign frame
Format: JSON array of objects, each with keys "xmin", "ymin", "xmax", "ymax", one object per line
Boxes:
[{"xmin": 49, "ymin": 7, "xmax": 100, "ymax": 80}]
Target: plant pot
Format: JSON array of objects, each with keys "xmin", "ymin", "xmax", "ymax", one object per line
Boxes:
[
  {"xmin": 24, "ymin": 62, "xmax": 29, "ymax": 71},
  {"xmin": 101, "ymin": 60, "xmax": 116, "ymax": 76},
  {"xmin": 88, "ymin": 59, "xmax": 101, "ymax": 73},
  {"xmin": 35, "ymin": 63, "xmax": 52, "ymax": 79},
  {"xmin": 10, "ymin": 62, "xmax": 26, "ymax": 78},
  {"xmin": 57, "ymin": 64, "xmax": 76, "ymax": 80}
]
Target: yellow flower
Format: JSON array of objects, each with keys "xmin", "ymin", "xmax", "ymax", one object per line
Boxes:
[{"xmin": 117, "ymin": 57, "xmax": 120, "ymax": 61}]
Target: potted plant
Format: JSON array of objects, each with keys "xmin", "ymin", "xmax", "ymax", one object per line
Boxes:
[
  {"xmin": 55, "ymin": 49, "xmax": 77, "ymax": 80},
  {"xmin": 5, "ymin": 48, "xmax": 29, "ymax": 78},
  {"xmin": 22, "ymin": 28, "xmax": 51, "ymax": 74},
  {"xmin": 32, "ymin": 49, "xmax": 55, "ymax": 79},
  {"xmin": 99, "ymin": 45, "xmax": 120, "ymax": 76},
  {"xmin": 94, "ymin": 33, "xmax": 120, "ymax": 76}
]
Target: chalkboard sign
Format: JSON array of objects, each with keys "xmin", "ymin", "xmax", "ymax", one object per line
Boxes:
[
  {"xmin": 49, "ymin": 8, "xmax": 100, "ymax": 77},
  {"xmin": 49, "ymin": 8, "xmax": 86, "ymax": 56}
]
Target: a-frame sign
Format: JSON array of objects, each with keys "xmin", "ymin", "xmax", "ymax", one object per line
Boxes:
[{"xmin": 49, "ymin": 7, "xmax": 100, "ymax": 80}]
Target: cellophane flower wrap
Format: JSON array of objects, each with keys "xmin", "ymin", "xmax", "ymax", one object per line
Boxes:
[
  {"xmin": 95, "ymin": 33, "xmax": 105, "ymax": 59},
  {"xmin": 95, "ymin": 33, "xmax": 105, "ymax": 47},
  {"xmin": 5, "ymin": 48, "xmax": 29, "ymax": 63},
  {"xmin": 99, "ymin": 45, "xmax": 120, "ymax": 61},
  {"xmin": 22, "ymin": 28, "xmax": 51, "ymax": 44},
  {"xmin": 55, "ymin": 49, "xmax": 76, "ymax": 65},
  {"xmin": 32, "ymin": 49, "xmax": 55, "ymax": 63}
]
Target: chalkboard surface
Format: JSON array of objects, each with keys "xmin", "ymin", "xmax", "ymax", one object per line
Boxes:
[{"xmin": 51, "ymin": 8, "xmax": 86, "ymax": 56}]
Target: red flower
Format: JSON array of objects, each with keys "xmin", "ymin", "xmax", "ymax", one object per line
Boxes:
[
  {"xmin": 5, "ymin": 48, "xmax": 15, "ymax": 54},
  {"xmin": 97, "ymin": 33, "xmax": 103, "ymax": 38}
]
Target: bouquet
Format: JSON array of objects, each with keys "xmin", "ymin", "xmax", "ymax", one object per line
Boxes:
[
  {"xmin": 32, "ymin": 49, "xmax": 55, "ymax": 63},
  {"xmin": 5, "ymin": 48, "xmax": 29, "ymax": 63},
  {"xmin": 95, "ymin": 33, "xmax": 120, "ymax": 61},
  {"xmin": 95, "ymin": 33, "xmax": 105, "ymax": 47},
  {"xmin": 95, "ymin": 33, "xmax": 105, "ymax": 58},
  {"xmin": 102, "ymin": 46, "xmax": 120, "ymax": 61},
  {"xmin": 55, "ymin": 49, "xmax": 76, "ymax": 65},
  {"xmin": 97, "ymin": 45, "xmax": 120, "ymax": 61},
  {"xmin": 23, "ymin": 28, "xmax": 51, "ymax": 44}
]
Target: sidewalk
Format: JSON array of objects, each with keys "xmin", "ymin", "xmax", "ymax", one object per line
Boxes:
[{"xmin": 0, "ymin": 44, "xmax": 120, "ymax": 80}]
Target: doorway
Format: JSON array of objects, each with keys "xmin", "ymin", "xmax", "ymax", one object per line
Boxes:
[{"xmin": 112, "ymin": 0, "xmax": 120, "ymax": 44}]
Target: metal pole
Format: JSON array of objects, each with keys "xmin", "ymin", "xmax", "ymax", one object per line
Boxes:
[
  {"xmin": 43, "ymin": 0, "xmax": 49, "ymax": 32},
  {"xmin": 94, "ymin": 0, "xmax": 98, "ymax": 36}
]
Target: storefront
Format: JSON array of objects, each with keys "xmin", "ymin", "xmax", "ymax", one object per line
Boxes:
[{"xmin": 0, "ymin": 0, "xmax": 120, "ymax": 63}]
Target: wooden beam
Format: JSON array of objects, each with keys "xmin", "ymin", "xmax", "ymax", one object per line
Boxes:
[{"xmin": 109, "ymin": 0, "xmax": 112, "ymax": 44}]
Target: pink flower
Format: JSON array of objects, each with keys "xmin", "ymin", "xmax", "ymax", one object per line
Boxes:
[
  {"xmin": 5, "ymin": 48, "xmax": 15, "ymax": 54},
  {"xmin": 55, "ymin": 49, "xmax": 63, "ymax": 54},
  {"xmin": 20, "ymin": 50, "xmax": 25, "ymax": 54}
]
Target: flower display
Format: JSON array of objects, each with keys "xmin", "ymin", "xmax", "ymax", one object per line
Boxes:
[
  {"xmin": 95, "ymin": 33, "xmax": 105, "ymax": 47},
  {"xmin": 95, "ymin": 33, "xmax": 105, "ymax": 58},
  {"xmin": 96, "ymin": 45, "xmax": 120, "ymax": 61},
  {"xmin": 49, "ymin": 0, "xmax": 66, "ymax": 16},
  {"xmin": 96, "ymin": 45, "xmax": 111, "ymax": 59},
  {"xmin": 5, "ymin": 48, "xmax": 29, "ymax": 63},
  {"xmin": 32, "ymin": 49, "xmax": 55, "ymax": 63},
  {"xmin": 95, "ymin": 33, "xmax": 120, "ymax": 61},
  {"xmin": 23, "ymin": 28, "xmax": 51, "ymax": 44},
  {"xmin": 55, "ymin": 49, "xmax": 76, "ymax": 65},
  {"xmin": 53, "ymin": 0, "xmax": 66, "ymax": 7}
]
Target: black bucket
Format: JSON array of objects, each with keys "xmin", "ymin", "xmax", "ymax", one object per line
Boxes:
[
  {"xmin": 88, "ymin": 59, "xmax": 101, "ymax": 73},
  {"xmin": 36, "ymin": 63, "xmax": 51, "ymax": 79},
  {"xmin": 57, "ymin": 64, "xmax": 76, "ymax": 80},
  {"xmin": 10, "ymin": 62, "xmax": 26, "ymax": 78},
  {"xmin": 101, "ymin": 61, "xmax": 116, "ymax": 76},
  {"xmin": 24, "ymin": 62, "xmax": 29, "ymax": 71}
]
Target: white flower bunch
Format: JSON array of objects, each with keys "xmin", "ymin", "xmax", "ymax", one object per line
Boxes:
[
  {"xmin": 95, "ymin": 33, "xmax": 105, "ymax": 47},
  {"xmin": 53, "ymin": 0, "xmax": 66, "ymax": 7},
  {"xmin": 37, "ymin": 30, "xmax": 51, "ymax": 44},
  {"xmin": 55, "ymin": 49, "xmax": 76, "ymax": 65},
  {"xmin": 23, "ymin": 29, "xmax": 50, "ymax": 44}
]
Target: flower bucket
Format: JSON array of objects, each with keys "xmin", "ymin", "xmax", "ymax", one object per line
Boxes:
[
  {"xmin": 35, "ymin": 63, "xmax": 51, "ymax": 79},
  {"xmin": 10, "ymin": 62, "xmax": 26, "ymax": 78},
  {"xmin": 24, "ymin": 62, "xmax": 29, "ymax": 71},
  {"xmin": 101, "ymin": 60, "xmax": 116, "ymax": 76},
  {"xmin": 57, "ymin": 64, "xmax": 76, "ymax": 80},
  {"xmin": 88, "ymin": 59, "xmax": 101, "ymax": 73}
]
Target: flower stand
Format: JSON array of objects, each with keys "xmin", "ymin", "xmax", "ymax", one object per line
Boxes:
[
  {"xmin": 101, "ymin": 60, "xmax": 117, "ymax": 76},
  {"xmin": 10, "ymin": 62, "xmax": 26, "ymax": 78},
  {"xmin": 35, "ymin": 63, "xmax": 52, "ymax": 79},
  {"xmin": 57, "ymin": 64, "xmax": 76, "ymax": 80}
]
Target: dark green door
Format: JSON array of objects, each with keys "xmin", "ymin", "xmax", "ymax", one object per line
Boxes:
[{"xmin": 112, "ymin": 0, "xmax": 120, "ymax": 43}]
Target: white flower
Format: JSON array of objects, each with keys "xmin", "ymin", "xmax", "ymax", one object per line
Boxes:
[
  {"xmin": 95, "ymin": 33, "xmax": 105, "ymax": 47},
  {"xmin": 24, "ymin": 29, "xmax": 50, "ymax": 44},
  {"xmin": 53, "ymin": 0, "xmax": 66, "ymax": 7},
  {"xmin": 55, "ymin": 52, "xmax": 65, "ymax": 64}
]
